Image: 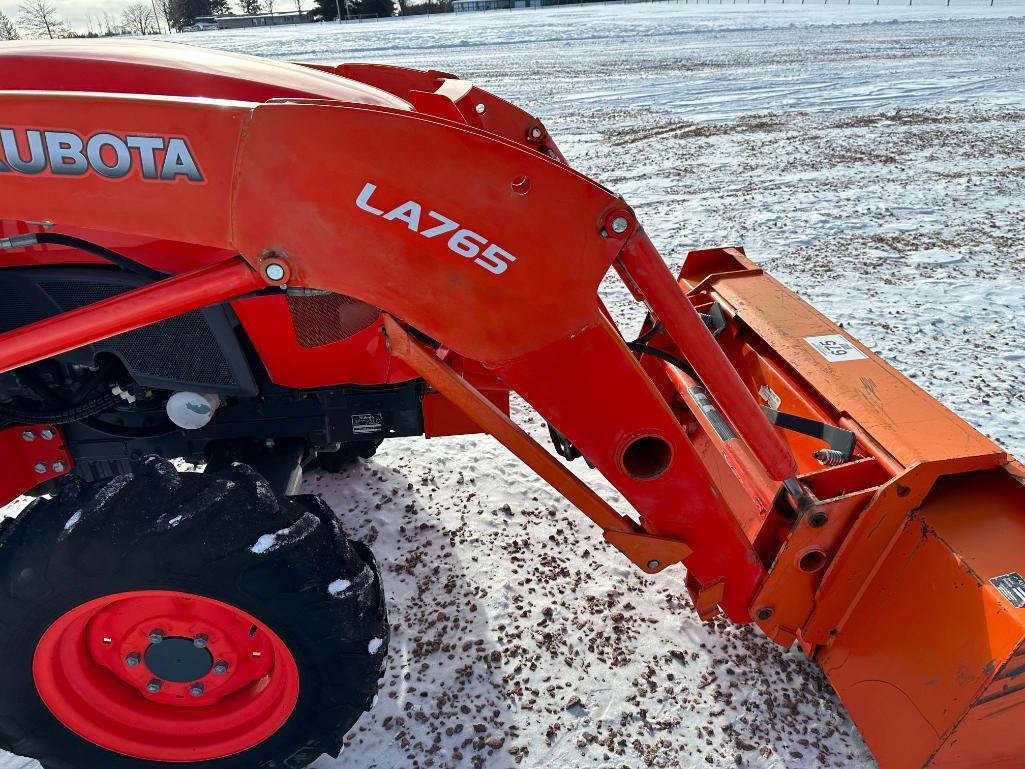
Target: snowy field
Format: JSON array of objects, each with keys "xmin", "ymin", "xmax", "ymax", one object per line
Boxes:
[{"xmin": 3, "ymin": 3, "xmax": 1025, "ymax": 768}]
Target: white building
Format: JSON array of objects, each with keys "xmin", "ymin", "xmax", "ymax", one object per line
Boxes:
[
  {"xmin": 453, "ymin": 0, "xmax": 541, "ymax": 10},
  {"xmin": 198, "ymin": 11, "xmax": 313, "ymax": 29}
]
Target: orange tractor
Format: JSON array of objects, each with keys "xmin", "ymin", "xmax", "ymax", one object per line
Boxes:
[{"xmin": 0, "ymin": 40, "xmax": 1022, "ymax": 769}]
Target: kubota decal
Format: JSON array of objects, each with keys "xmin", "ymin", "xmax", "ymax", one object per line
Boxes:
[
  {"xmin": 0, "ymin": 128, "xmax": 203, "ymax": 183},
  {"xmin": 356, "ymin": 182, "xmax": 516, "ymax": 276}
]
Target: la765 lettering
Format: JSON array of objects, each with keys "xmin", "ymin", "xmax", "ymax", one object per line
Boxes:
[{"xmin": 356, "ymin": 182, "xmax": 516, "ymax": 276}]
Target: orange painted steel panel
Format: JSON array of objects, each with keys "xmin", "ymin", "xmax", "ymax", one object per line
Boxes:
[
  {"xmin": 0, "ymin": 89, "xmax": 765, "ymax": 620},
  {"xmin": 0, "ymin": 92, "xmax": 245, "ymax": 249},
  {"xmin": 620, "ymin": 236, "xmax": 797, "ymax": 484},
  {"xmin": 0, "ymin": 40, "xmax": 411, "ymax": 109},
  {"xmin": 382, "ymin": 315, "xmax": 692, "ymax": 576},
  {"xmin": 691, "ymin": 252, "xmax": 1003, "ymax": 470},
  {"xmin": 818, "ymin": 468, "xmax": 1025, "ymax": 769},
  {"xmin": 0, "ymin": 425, "xmax": 72, "ymax": 502}
]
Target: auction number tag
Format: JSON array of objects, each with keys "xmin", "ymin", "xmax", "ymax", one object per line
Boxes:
[{"xmin": 805, "ymin": 334, "xmax": 868, "ymax": 363}]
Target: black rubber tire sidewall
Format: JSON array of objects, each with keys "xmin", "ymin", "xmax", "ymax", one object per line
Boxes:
[{"xmin": 0, "ymin": 462, "xmax": 388, "ymax": 769}]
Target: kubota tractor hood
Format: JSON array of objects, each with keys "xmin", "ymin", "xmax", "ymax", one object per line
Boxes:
[{"xmin": 0, "ymin": 40, "xmax": 413, "ymax": 110}]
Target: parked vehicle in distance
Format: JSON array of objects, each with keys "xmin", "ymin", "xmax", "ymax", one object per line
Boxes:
[{"xmin": 183, "ymin": 18, "xmax": 218, "ymax": 31}]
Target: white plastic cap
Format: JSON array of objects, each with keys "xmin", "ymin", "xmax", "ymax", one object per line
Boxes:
[{"xmin": 166, "ymin": 392, "xmax": 221, "ymax": 430}]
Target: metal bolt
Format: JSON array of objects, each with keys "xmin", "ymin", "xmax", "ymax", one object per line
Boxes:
[
  {"xmin": 21, "ymin": 430, "xmax": 35, "ymax": 442},
  {"xmin": 213, "ymin": 660, "xmax": 229, "ymax": 675},
  {"xmin": 146, "ymin": 679, "xmax": 163, "ymax": 693},
  {"xmin": 51, "ymin": 461, "xmax": 66, "ymax": 473},
  {"xmin": 529, "ymin": 126, "xmax": 543, "ymax": 140},
  {"xmin": 148, "ymin": 629, "xmax": 165, "ymax": 644},
  {"xmin": 189, "ymin": 683, "xmax": 205, "ymax": 698},
  {"xmin": 646, "ymin": 560, "xmax": 661, "ymax": 571},
  {"xmin": 611, "ymin": 216, "xmax": 631, "ymax": 234},
  {"xmin": 125, "ymin": 652, "xmax": 141, "ymax": 667},
  {"xmin": 475, "ymin": 103, "xmax": 486, "ymax": 114},
  {"xmin": 193, "ymin": 633, "xmax": 209, "ymax": 649},
  {"xmin": 40, "ymin": 429, "xmax": 54, "ymax": 440},
  {"xmin": 33, "ymin": 462, "xmax": 47, "ymax": 474},
  {"xmin": 264, "ymin": 263, "xmax": 286, "ymax": 282}
]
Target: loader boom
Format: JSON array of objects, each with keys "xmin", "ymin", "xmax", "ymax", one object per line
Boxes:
[{"xmin": 2, "ymin": 41, "xmax": 1025, "ymax": 769}]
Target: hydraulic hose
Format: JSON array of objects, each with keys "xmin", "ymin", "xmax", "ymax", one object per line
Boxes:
[
  {"xmin": 6, "ymin": 233, "xmax": 170, "ymax": 282},
  {"xmin": 0, "ymin": 392, "xmax": 120, "ymax": 425}
]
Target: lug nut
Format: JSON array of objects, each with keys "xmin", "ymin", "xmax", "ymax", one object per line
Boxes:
[
  {"xmin": 611, "ymin": 215, "xmax": 631, "ymax": 234},
  {"xmin": 146, "ymin": 679, "xmax": 163, "ymax": 693},
  {"xmin": 148, "ymin": 629, "xmax": 165, "ymax": 644},
  {"xmin": 51, "ymin": 461, "xmax": 66, "ymax": 473},
  {"xmin": 22, "ymin": 430, "xmax": 35, "ymax": 441},
  {"xmin": 40, "ymin": 429, "xmax": 54, "ymax": 440},
  {"xmin": 125, "ymin": 652, "xmax": 141, "ymax": 667},
  {"xmin": 213, "ymin": 660, "xmax": 229, "ymax": 675},
  {"xmin": 193, "ymin": 633, "xmax": 209, "ymax": 649},
  {"xmin": 33, "ymin": 462, "xmax": 47, "ymax": 474},
  {"xmin": 189, "ymin": 683, "xmax": 205, "ymax": 697}
]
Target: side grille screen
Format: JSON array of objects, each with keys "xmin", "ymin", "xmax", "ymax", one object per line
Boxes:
[
  {"xmin": 287, "ymin": 293, "xmax": 380, "ymax": 349},
  {"xmin": 41, "ymin": 281, "xmax": 238, "ymax": 388}
]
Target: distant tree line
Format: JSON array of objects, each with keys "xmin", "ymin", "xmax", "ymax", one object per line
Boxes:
[
  {"xmin": 0, "ymin": 0, "xmax": 457, "ymax": 40},
  {"xmin": 311, "ymin": 0, "xmax": 399, "ymax": 18}
]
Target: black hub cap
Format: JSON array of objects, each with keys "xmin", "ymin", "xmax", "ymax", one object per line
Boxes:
[{"xmin": 144, "ymin": 637, "xmax": 213, "ymax": 683}]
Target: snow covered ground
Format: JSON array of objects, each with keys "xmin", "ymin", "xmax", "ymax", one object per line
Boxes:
[{"xmin": 3, "ymin": 3, "xmax": 1025, "ymax": 768}]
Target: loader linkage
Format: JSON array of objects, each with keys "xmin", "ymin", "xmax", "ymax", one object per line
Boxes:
[{"xmin": 1, "ymin": 40, "xmax": 1024, "ymax": 769}]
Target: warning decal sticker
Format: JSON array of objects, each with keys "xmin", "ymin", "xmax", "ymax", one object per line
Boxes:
[
  {"xmin": 805, "ymin": 334, "xmax": 869, "ymax": 363},
  {"xmin": 990, "ymin": 572, "xmax": 1025, "ymax": 608},
  {"xmin": 352, "ymin": 413, "xmax": 383, "ymax": 435}
]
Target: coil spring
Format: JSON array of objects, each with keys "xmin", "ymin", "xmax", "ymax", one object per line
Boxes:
[{"xmin": 813, "ymin": 449, "xmax": 847, "ymax": 466}]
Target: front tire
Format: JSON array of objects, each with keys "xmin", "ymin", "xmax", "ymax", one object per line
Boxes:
[{"xmin": 0, "ymin": 457, "xmax": 388, "ymax": 769}]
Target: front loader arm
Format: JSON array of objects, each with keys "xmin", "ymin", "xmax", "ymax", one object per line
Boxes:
[{"xmin": 0, "ymin": 90, "xmax": 794, "ymax": 620}]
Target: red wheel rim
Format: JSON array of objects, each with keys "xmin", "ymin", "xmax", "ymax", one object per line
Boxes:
[{"xmin": 33, "ymin": 590, "xmax": 300, "ymax": 762}]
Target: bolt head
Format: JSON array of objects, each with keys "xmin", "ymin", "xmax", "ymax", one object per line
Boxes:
[
  {"xmin": 189, "ymin": 683, "xmax": 205, "ymax": 697},
  {"xmin": 264, "ymin": 263, "xmax": 286, "ymax": 282},
  {"xmin": 646, "ymin": 560, "xmax": 661, "ymax": 571},
  {"xmin": 213, "ymin": 660, "xmax": 229, "ymax": 675},
  {"xmin": 530, "ymin": 126, "xmax": 543, "ymax": 139},
  {"xmin": 51, "ymin": 461, "xmax": 66, "ymax": 473},
  {"xmin": 475, "ymin": 103, "xmax": 486, "ymax": 114},
  {"xmin": 22, "ymin": 430, "xmax": 35, "ymax": 442},
  {"xmin": 193, "ymin": 634, "xmax": 209, "ymax": 649},
  {"xmin": 611, "ymin": 216, "xmax": 631, "ymax": 234},
  {"xmin": 146, "ymin": 679, "xmax": 163, "ymax": 693},
  {"xmin": 125, "ymin": 652, "xmax": 141, "ymax": 667},
  {"xmin": 33, "ymin": 462, "xmax": 47, "ymax": 474},
  {"xmin": 40, "ymin": 429, "xmax": 54, "ymax": 440},
  {"xmin": 148, "ymin": 629, "xmax": 165, "ymax": 645}
]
